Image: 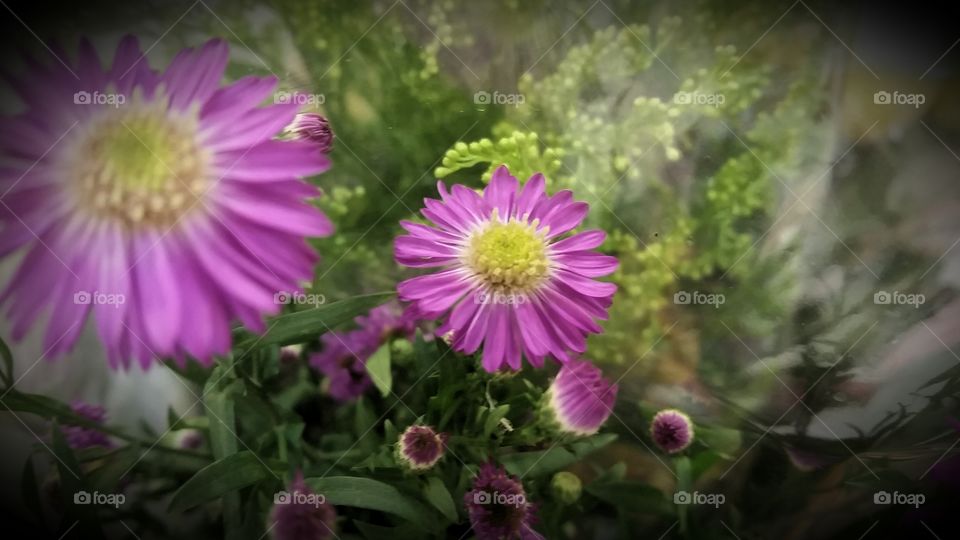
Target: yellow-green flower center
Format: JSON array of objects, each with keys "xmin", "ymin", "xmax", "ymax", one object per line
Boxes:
[
  {"xmin": 465, "ymin": 211, "xmax": 550, "ymax": 293},
  {"xmin": 70, "ymin": 96, "xmax": 209, "ymax": 229}
]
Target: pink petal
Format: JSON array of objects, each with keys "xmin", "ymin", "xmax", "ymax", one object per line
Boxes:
[{"xmin": 550, "ymin": 230, "xmax": 607, "ymax": 253}]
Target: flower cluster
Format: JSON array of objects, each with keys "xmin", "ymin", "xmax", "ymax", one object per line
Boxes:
[
  {"xmin": 310, "ymin": 302, "xmax": 414, "ymax": 401},
  {"xmin": 1, "ymin": 33, "xmax": 630, "ymax": 540}
]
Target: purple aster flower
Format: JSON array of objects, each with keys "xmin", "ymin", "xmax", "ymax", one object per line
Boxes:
[
  {"xmin": 394, "ymin": 165, "xmax": 618, "ymax": 372},
  {"xmin": 289, "ymin": 113, "xmax": 334, "ymax": 153},
  {"xmin": 270, "ymin": 472, "xmax": 336, "ymax": 540},
  {"xmin": 650, "ymin": 409, "xmax": 695, "ymax": 454},
  {"xmin": 0, "ymin": 36, "xmax": 333, "ymax": 369},
  {"xmin": 396, "ymin": 424, "xmax": 447, "ymax": 471},
  {"xmin": 63, "ymin": 401, "xmax": 111, "ymax": 449},
  {"xmin": 310, "ymin": 302, "xmax": 413, "ymax": 401},
  {"xmin": 464, "ymin": 462, "xmax": 543, "ymax": 540},
  {"xmin": 540, "ymin": 359, "xmax": 618, "ymax": 436}
]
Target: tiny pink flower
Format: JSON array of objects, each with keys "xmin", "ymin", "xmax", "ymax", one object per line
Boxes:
[
  {"xmin": 650, "ymin": 409, "xmax": 694, "ymax": 454},
  {"xmin": 396, "ymin": 424, "xmax": 447, "ymax": 471},
  {"xmin": 289, "ymin": 113, "xmax": 334, "ymax": 153}
]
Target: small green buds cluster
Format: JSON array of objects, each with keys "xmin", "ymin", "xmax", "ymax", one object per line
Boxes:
[{"xmin": 435, "ymin": 132, "xmax": 562, "ymax": 183}]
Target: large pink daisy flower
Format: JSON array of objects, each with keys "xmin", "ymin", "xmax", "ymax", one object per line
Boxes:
[
  {"xmin": 394, "ymin": 166, "xmax": 617, "ymax": 371},
  {"xmin": 0, "ymin": 37, "xmax": 333, "ymax": 368}
]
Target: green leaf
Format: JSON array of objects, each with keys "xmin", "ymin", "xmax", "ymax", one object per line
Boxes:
[
  {"xmin": 501, "ymin": 433, "xmax": 617, "ymax": 477},
  {"xmin": 232, "ymin": 292, "xmax": 395, "ymax": 351},
  {"xmin": 502, "ymin": 447, "xmax": 576, "ymax": 477},
  {"xmin": 167, "ymin": 406, "xmax": 209, "ymax": 431},
  {"xmin": 203, "ymin": 368, "xmax": 243, "ymax": 539},
  {"xmin": 164, "ymin": 359, "xmax": 213, "ymax": 386},
  {"xmin": 675, "ymin": 456, "xmax": 692, "ymax": 492},
  {"xmin": 697, "ymin": 426, "xmax": 742, "ymax": 458},
  {"xmin": 569, "ymin": 433, "xmax": 618, "ymax": 455},
  {"xmin": 2, "ymin": 389, "xmax": 72, "ymax": 419},
  {"xmin": 482, "ymin": 404, "xmax": 511, "ymax": 438},
  {"xmin": 365, "ymin": 343, "xmax": 393, "ymax": 397},
  {"xmin": 169, "ymin": 451, "xmax": 270, "ymax": 512},
  {"xmin": 675, "ymin": 455, "xmax": 691, "ymax": 533},
  {"xmin": 690, "ymin": 449, "xmax": 724, "ymax": 480},
  {"xmin": 20, "ymin": 456, "xmax": 44, "ymax": 524},
  {"xmin": 51, "ymin": 422, "xmax": 105, "ymax": 540},
  {"xmin": 413, "ymin": 330, "xmax": 432, "ymax": 370},
  {"xmin": 86, "ymin": 445, "xmax": 141, "ymax": 492},
  {"xmin": 354, "ymin": 520, "xmax": 425, "ymax": 540},
  {"xmin": 585, "ymin": 480, "xmax": 671, "ymax": 515},
  {"xmin": 0, "ymin": 335, "xmax": 13, "ymax": 388},
  {"xmin": 305, "ymin": 476, "xmax": 437, "ymax": 526},
  {"xmin": 423, "ymin": 476, "xmax": 458, "ymax": 522},
  {"xmin": 353, "ymin": 397, "xmax": 379, "ymax": 449},
  {"xmin": 384, "ymin": 419, "xmax": 398, "ymax": 444}
]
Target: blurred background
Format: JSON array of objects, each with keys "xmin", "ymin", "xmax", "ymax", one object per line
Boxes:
[{"xmin": 1, "ymin": 0, "xmax": 959, "ymax": 538}]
